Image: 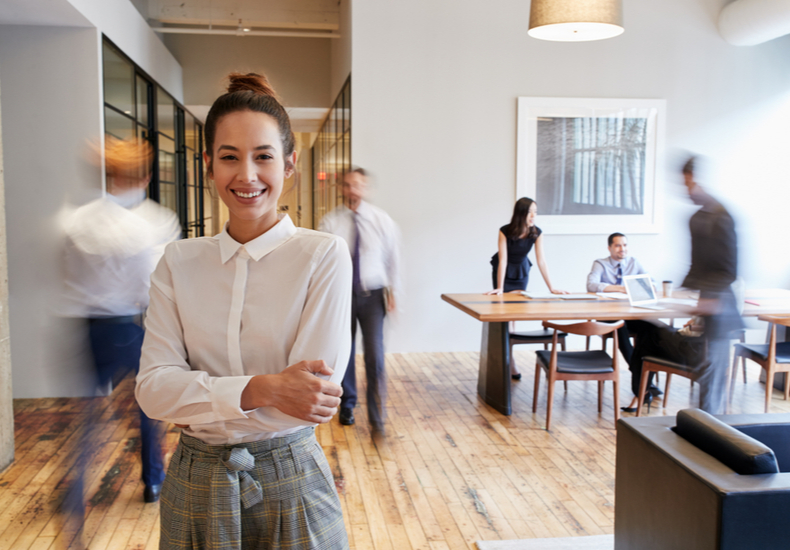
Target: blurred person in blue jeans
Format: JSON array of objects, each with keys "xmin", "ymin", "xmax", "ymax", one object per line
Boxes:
[{"xmin": 61, "ymin": 137, "xmax": 181, "ymax": 505}]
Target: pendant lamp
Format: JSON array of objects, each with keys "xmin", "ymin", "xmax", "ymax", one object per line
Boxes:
[{"xmin": 528, "ymin": 0, "xmax": 624, "ymax": 42}]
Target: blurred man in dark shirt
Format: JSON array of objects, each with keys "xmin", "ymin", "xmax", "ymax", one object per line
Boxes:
[
  {"xmin": 681, "ymin": 156, "xmax": 742, "ymax": 414},
  {"xmin": 626, "ymin": 156, "xmax": 741, "ymax": 415}
]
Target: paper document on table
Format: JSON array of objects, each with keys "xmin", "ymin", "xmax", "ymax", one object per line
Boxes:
[
  {"xmin": 521, "ymin": 291, "xmax": 556, "ymax": 299},
  {"xmin": 561, "ymin": 294, "xmax": 598, "ymax": 300},
  {"xmin": 659, "ymin": 298, "xmax": 698, "ymax": 306},
  {"xmin": 598, "ymin": 292, "xmax": 629, "ymax": 300}
]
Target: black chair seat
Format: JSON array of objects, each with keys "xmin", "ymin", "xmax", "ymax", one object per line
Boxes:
[
  {"xmin": 642, "ymin": 355, "xmax": 698, "ymax": 374},
  {"xmin": 536, "ymin": 349, "xmax": 614, "ymax": 374},
  {"xmin": 734, "ymin": 342, "xmax": 790, "ymax": 364},
  {"xmin": 510, "ymin": 328, "xmax": 568, "ymax": 342}
]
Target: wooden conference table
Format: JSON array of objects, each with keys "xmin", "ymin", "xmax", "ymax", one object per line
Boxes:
[{"xmin": 442, "ymin": 289, "xmax": 790, "ymax": 415}]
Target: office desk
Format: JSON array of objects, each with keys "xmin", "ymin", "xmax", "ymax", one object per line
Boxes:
[{"xmin": 442, "ymin": 290, "xmax": 790, "ymax": 415}]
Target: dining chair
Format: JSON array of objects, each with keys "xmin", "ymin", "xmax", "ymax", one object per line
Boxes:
[
  {"xmin": 730, "ymin": 315, "xmax": 790, "ymax": 413},
  {"xmin": 533, "ymin": 320, "xmax": 622, "ymax": 430},
  {"xmin": 636, "ymin": 356, "xmax": 701, "ymax": 416},
  {"xmin": 509, "ymin": 328, "xmax": 568, "ymax": 384}
]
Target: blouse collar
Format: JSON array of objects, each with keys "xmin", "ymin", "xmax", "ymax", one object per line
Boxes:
[{"xmin": 218, "ymin": 214, "xmax": 297, "ymax": 264}]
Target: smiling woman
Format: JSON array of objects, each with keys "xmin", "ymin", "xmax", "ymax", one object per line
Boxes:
[
  {"xmin": 136, "ymin": 72, "xmax": 352, "ymax": 549},
  {"xmin": 209, "ymin": 110, "xmax": 293, "ymax": 243}
]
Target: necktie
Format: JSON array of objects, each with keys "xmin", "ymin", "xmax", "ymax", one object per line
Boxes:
[
  {"xmin": 352, "ymin": 213, "xmax": 361, "ymax": 292},
  {"xmin": 615, "ymin": 264, "xmax": 623, "ymax": 286}
]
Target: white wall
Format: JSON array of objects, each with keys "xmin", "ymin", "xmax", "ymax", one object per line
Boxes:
[
  {"xmin": 0, "ymin": 26, "xmax": 105, "ymax": 397},
  {"xmin": 0, "ymin": 74, "xmax": 15, "ymax": 472},
  {"xmin": 351, "ymin": 0, "xmax": 790, "ymax": 352},
  {"xmin": 68, "ymin": 0, "xmax": 183, "ymax": 102},
  {"xmin": 330, "ymin": 0, "xmax": 352, "ymax": 100}
]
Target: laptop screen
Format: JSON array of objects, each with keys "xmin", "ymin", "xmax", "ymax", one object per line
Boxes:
[{"xmin": 624, "ymin": 274, "xmax": 656, "ymax": 304}]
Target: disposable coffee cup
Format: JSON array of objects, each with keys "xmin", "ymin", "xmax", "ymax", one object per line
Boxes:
[{"xmin": 662, "ymin": 281, "xmax": 673, "ymax": 297}]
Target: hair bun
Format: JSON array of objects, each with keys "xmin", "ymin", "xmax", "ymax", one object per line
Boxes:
[{"xmin": 227, "ymin": 72, "xmax": 278, "ymax": 99}]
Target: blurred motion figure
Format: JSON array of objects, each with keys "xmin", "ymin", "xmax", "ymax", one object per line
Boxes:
[
  {"xmin": 320, "ymin": 168, "xmax": 401, "ymax": 436},
  {"xmin": 681, "ymin": 155, "xmax": 742, "ymax": 414},
  {"xmin": 624, "ymin": 156, "xmax": 742, "ymax": 415},
  {"xmin": 61, "ymin": 137, "xmax": 181, "ymax": 504}
]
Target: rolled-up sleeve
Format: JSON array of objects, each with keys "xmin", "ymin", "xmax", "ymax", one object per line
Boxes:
[
  {"xmin": 385, "ymin": 217, "xmax": 402, "ymax": 303},
  {"xmin": 587, "ymin": 260, "xmax": 608, "ymax": 293},
  {"xmin": 136, "ymin": 251, "xmax": 253, "ymax": 426}
]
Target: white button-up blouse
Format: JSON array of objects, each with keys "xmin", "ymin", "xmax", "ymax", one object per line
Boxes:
[{"xmin": 136, "ymin": 215, "xmax": 352, "ymax": 445}]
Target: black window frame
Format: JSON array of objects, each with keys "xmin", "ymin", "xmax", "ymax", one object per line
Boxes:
[{"xmin": 101, "ymin": 36, "xmax": 211, "ymax": 238}]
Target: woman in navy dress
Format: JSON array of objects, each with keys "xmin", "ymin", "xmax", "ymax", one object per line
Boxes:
[
  {"xmin": 489, "ymin": 197, "xmax": 566, "ymax": 295},
  {"xmin": 487, "ymin": 197, "xmax": 567, "ymax": 377}
]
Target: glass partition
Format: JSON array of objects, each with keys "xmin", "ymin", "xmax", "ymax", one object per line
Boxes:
[
  {"xmin": 136, "ymin": 75, "xmax": 149, "ymax": 125},
  {"xmin": 102, "ymin": 42, "xmax": 133, "ymax": 116},
  {"xmin": 158, "ymin": 135, "xmax": 177, "ymax": 212},
  {"xmin": 157, "ymin": 87, "xmax": 175, "ymax": 139},
  {"xmin": 102, "ymin": 37, "xmax": 216, "ymax": 239},
  {"xmin": 104, "ymin": 106, "xmax": 135, "ymax": 140},
  {"xmin": 312, "ymin": 76, "xmax": 351, "ymax": 228}
]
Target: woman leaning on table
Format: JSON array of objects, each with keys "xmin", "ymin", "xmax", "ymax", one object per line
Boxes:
[
  {"xmin": 486, "ymin": 197, "xmax": 567, "ymax": 379},
  {"xmin": 488, "ymin": 197, "xmax": 567, "ymax": 296},
  {"xmin": 136, "ymin": 72, "xmax": 351, "ymax": 549}
]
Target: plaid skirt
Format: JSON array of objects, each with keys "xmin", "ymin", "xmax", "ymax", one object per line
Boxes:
[{"xmin": 160, "ymin": 428, "xmax": 348, "ymax": 550}]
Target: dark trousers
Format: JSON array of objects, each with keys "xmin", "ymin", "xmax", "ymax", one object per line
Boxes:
[
  {"xmin": 341, "ymin": 288, "xmax": 386, "ymax": 429},
  {"xmin": 607, "ymin": 320, "xmax": 638, "ymax": 364},
  {"xmin": 627, "ymin": 320, "xmax": 706, "ymax": 398},
  {"xmin": 88, "ymin": 319, "xmax": 165, "ymax": 488}
]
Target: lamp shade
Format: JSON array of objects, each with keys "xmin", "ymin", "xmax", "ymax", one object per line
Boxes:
[{"xmin": 528, "ymin": 0, "xmax": 624, "ymax": 42}]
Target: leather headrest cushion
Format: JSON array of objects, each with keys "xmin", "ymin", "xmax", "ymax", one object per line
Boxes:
[{"xmin": 675, "ymin": 409, "xmax": 779, "ymax": 475}]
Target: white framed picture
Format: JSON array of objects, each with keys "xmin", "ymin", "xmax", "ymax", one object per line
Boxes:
[{"xmin": 516, "ymin": 97, "xmax": 667, "ymax": 235}]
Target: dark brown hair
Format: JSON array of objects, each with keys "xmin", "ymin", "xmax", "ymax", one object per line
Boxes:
[
  {"xmin": 682, "ymin": 156, "xmax": 696, "ymax": 175},
  {"xmin": 608, "ymin": 232, "xmax": 625, "ymax": 247},
  {"xmin": 204, "ymin": 72, "xmax": 295, "ymax": 174},
  {"xmin": 506, "ymin": 197, "xmax": 539, "ymax": 240},
  {"xmin": 346, "ymin": 167, "xmax": 367, "ymax": 178}
]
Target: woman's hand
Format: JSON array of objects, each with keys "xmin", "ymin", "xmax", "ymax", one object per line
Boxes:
[
  {"xmin": 550, "ymin": 289, "xmax": 570, "ymax": 295},
  {"xmin": 240, "ymin": 360, "xmax": 343, "ymax": 424},
  {"xmin": 485, "ymin": 288, "xmax": 504, "ymax": 295}
]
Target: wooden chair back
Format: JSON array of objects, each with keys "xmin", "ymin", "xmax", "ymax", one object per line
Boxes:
[
  {"xmin": 543, "ymin": 320, "xmax": 623, "ymax": 337},
  {"xmin": 535, "ymin": 320, "xmax": 622, "ymax": 429}
]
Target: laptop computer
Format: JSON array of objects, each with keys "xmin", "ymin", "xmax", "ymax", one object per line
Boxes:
[{"xmin": 623, "ymin": 274, "xmax": 666, "ymax": 310}]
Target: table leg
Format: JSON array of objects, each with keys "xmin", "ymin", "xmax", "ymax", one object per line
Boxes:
[
  {"xmin": 760, "ymin": 324, "xmax": 788, "ymax": 390},
  {"xmin": 478, "ymin": 321, "xmax": 511, "ymax": 415}
]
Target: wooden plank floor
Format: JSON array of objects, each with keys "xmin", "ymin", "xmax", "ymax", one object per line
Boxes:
[{"xmin": 2, "ymin": 349, "xmax": 789, "ymax": 550}]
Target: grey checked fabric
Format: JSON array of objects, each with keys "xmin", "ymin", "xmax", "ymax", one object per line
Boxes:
[{"xmin": 159, "ymin": 428, "xmax": 348, "ymax": 550}]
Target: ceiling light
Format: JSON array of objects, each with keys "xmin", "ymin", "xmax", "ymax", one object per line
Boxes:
[
  {"xmin": 236, "ymin": 19, "xmax": 248, "ymax": 36},
  {"xmin": 528, "ymin": 0, "xmax": 624, "ymax": 42}
]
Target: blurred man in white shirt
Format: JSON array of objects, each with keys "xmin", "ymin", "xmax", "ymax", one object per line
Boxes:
[
  {"xmin": 319, "ymin": 168, "xmax": 400, "ymax": 437},
  {"xmin": 62, "ymin": 137, "xmax": 180, "ymax": 504}
]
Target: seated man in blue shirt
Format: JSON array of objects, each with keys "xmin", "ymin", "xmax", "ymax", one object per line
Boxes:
[{"xmin": 587, "ymin": 233, "xmax": 661, "ymax": 399}]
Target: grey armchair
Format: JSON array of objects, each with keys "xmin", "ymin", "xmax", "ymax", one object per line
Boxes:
[{"xmin": 615, "ymin": 410, "xmax": 790, "ymax": 550}]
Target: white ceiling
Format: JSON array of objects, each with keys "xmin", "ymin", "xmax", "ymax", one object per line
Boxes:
[{"xmin": 144, "ymin": 0, "xmax": 339, "ymax": 31}]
